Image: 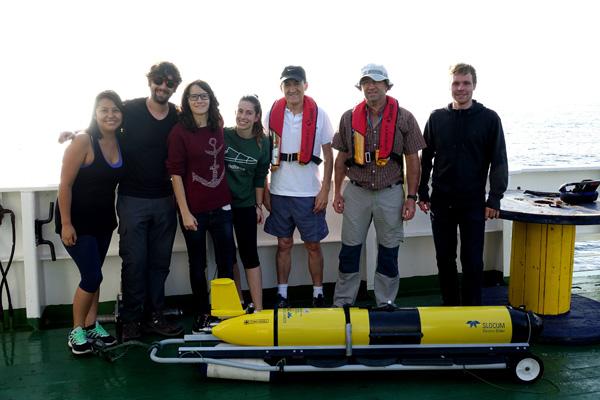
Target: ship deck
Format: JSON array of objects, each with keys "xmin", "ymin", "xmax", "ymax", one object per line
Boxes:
[{"xmin": 2, "ymin": 274, "xmax": 600, "ymax": 400}]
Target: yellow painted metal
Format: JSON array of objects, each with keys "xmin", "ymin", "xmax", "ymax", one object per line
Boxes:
[
  {"xmin": 419, "ymin": 307, "xmax": 513, "ymax": 344},
  {"xmin": 278, "ymin": 308, "xmax": 370, "ymax": 346},
  {"xmin": 211, "ymin": 308, "xmax": 370, "ymax": 346},
  {"xmin": 508, "ymin": 222, "xmax": 575, "ymax": 315},
  {"xmin": 212, "ymin": 310, "xmax": 275, "ymax": 345},
  {"xmin": 210, "ymin": 278, "xmax": 245, "ymax": 318}
]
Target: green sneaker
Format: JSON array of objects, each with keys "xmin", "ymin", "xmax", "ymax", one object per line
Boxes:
[
  {"xmin": 68, "ymin": 327, "xmax": 92, "ymax": 355},
  {"xmin": 86, "ymin": 322, "xmax": 117, "ymax": 347}
]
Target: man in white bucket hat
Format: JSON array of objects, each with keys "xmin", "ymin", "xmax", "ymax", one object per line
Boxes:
[{"xmin": 331, "ymin": 63, "xmax": 426, "ymax": 307}]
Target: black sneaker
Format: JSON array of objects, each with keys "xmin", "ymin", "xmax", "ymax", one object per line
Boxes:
[
  {"xmin": 312, "ymin": 294, "xmax": 325, "ymax": 307},
  {"xmin": 142, "ymin": 312, "xmax": 184, "ymax": 337},
  {"xmin": 86, "ymin": 322, "xmax": 117, "ymax": 347},
  {"xmin": 121, "ymin": 321, "xmax": 142, "ymax": 342},
  {"xmin": 67, "ymin": 327, "xmax": 92, "ymax": 355},
  {"xmin": 191, "ymin": 314, "xmax": 219, "ymax": 334},
  {"xmin": 276, "ymin": 294, "xmax": 289, "ymax": 308}
]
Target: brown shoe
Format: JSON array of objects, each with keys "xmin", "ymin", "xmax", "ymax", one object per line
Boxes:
[
  {"xmin": 142, "ymin": 312, "xmax": 184, "ymax": 337},
  {"xmin": 121, "ymin": 321, "xmax": 142, "ymax": 342}
]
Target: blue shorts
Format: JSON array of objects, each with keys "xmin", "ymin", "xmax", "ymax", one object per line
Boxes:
[{"xmin": 264, "ymin": 195, "xmax": 328, "ymax": 242}]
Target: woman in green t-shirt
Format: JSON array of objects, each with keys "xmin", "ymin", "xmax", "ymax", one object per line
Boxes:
[{"xmin": 224, "ymin": 95, "xmax": 270, "ymax": 311}]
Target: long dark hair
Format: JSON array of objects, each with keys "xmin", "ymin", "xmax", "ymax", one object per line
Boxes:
[
  {"xmin": 239, "ymin": 95, "xmax": 266, "ymax": 146},
  {"xmin": 88, "ymin": 90, "xmax": 125, "ymax": 140},
  {"xmin": 179, "ymin": 80, "xmax": 222, "ymax": 132}
]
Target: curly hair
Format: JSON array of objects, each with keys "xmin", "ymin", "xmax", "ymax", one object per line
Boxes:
[{"xmin": 146, "ymin": 61, "xmax": 182, "ymax": 87}]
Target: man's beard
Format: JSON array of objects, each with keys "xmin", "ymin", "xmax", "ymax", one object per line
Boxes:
[{"xmin": 152, "ymin": 89, "xmax": 170, "ymax": 105}]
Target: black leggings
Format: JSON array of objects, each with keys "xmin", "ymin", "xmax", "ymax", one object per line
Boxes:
[
  {"xmin": 65, "ymin": 233, "xmax": 112, "ymax": 293},
  {"xmin": 232, "ymin": 206, "xmax": 260, "ymax": 269},
  {"xmin": 181, "ymin": 208, "xmax": 234, "ymax": 315}
]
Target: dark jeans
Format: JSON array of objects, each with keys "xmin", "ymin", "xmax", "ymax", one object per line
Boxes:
[
  {"xmin": 117, "ymin": 195, "xmax": 177, "ymax": 323},
  {"xmin": 430, "ymin": 200, "xmax": 486, "ymax": 306},
  {"xmin": 181, "ymin": 208, "xmax": 234, "ymax": 315}
]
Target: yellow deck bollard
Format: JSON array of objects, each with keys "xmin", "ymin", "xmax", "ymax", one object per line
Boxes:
[{"xmin": 508, "ymin": 221, "xmax": 575, "ymax": 315}]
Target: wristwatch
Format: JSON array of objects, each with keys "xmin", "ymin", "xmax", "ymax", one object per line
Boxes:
[{"xmin": 406, "ymin": 194, "xmax": 418, "ymax": 201}]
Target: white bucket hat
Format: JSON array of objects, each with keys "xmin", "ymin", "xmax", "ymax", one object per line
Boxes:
[{"xmin": 356, "ymin": 63, "xmax": 393, "ymax": 89}]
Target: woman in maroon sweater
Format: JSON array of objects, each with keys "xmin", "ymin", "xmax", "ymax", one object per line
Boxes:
[{"xmin": 166, "ymin": 80, "xmax": 234, "ymax": 333}]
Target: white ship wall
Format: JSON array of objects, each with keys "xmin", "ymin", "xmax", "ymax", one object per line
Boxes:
[{"xmin": 1, "ymin": 166, "xmax": 599, "ymax": 318}]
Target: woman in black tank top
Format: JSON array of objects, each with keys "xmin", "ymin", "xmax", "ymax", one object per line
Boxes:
[{"xmin": 56, "ymin": 90, "xmax": 124, "ymax": 355}]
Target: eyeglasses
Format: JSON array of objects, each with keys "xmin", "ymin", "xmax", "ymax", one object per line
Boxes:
[
  {"xmin": 188, "ymin": 93, "xmax": 210, "ymax": 101},
  {"xmin": 152, "ymin": 76, "xmax": 176, "ymax": 89}
]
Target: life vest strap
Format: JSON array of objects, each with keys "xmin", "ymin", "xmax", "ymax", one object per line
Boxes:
[
  {"xmin": 280, "ymin": 152, "xmax": 322, "ymax": 165},
  {"xmin": 345, "ymin": 151, "xmax": 402, "ymax": 167}
]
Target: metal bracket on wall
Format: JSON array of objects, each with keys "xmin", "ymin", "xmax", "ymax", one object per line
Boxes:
[{"xmin": 35, "ymin": 202, "xmax": 56, "ymax": 261}]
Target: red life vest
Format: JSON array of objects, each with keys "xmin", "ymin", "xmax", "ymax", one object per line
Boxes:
[
  {"xmin": 351, "ymin": 96, "xmax": 399, "ymax": 166},
  {"xmin": 269, "ymin": 96, "xmax": 319, "ymax": 169}
]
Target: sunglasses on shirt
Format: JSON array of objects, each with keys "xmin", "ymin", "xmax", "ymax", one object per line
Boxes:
[{"xmin": 152, "ymin": 76, "xmax": 176, "ymax": 89}]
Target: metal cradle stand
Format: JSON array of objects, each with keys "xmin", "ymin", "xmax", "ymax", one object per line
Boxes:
[{"xmin": 150, "ymin": 333, "xmax": 543, "ymax": 383}]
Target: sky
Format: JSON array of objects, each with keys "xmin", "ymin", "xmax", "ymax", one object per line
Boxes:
[{"xmin": 1, "ymin": 0, "xmax": 599, "ymax": 187}]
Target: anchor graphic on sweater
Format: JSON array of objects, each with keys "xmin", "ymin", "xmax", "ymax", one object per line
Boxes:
[{"xmin": 192, "ymin": 137, "xmax": 225, "ymax": 188}]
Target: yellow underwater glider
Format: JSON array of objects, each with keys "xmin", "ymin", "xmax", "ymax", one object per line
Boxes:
[{"xmin": 150, "ymin": 278, "xmax": 544, "ymax": 382}]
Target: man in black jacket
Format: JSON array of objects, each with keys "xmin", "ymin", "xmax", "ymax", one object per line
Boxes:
[{"xmin": 418, "ymin": 63, "xmax": 508, "ymax": 306}]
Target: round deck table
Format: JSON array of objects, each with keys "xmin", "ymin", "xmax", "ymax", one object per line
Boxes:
[{"xmin": 500, "ymin": 190, "xmax": 600, "ymax": 316}]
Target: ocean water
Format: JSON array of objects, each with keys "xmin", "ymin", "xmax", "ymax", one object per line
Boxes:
[
  {"xmin": 575, "ymin": 241, "xmax": 600, "ymax": 274},
  {"xmin": 503, "ymin": 103, "xmax": 600, "ymax": 273},
  {"xmin": 503, "ymin": 103, "xmax": 600, "ymax": 169}
]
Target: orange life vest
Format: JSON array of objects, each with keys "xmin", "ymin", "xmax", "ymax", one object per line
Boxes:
[
  {"xmin": 269, "ymin": 96, "xmax": 320, "ymax": 170},
  {"xmin": 350, "ymin": 96, "xmax": 399, "ymax": 166}
]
